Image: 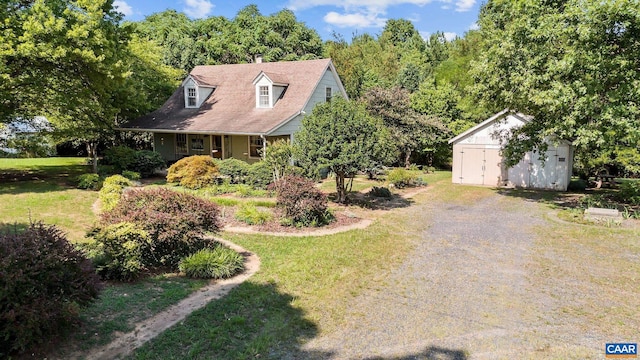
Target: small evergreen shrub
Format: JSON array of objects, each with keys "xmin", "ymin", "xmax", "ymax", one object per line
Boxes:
[
  {"xmin": 103, "ymin": 145, "xmax": 136, "ymax": 172},
  {"xmin": 617, "ymin": 181, "xmax": 640, "ymax": 205},
  {"xmin": 121, "ymin": 170, "xmax": 141, "ymax": 181},
  {"xmin": 234, "ymin": 203, "xmax": 273, "ymax": 225},
  {"xmin": 0, "ymin": 223, "xmax": 102, "ymax": 355},
  {"xmin": 246, "ymin": 161, "xmax": 273, "ymax": 189},
  {"xmin": 568, "ymin": 178, "xmax": 588, "ymax": 191},
  {"xmin": 76, "ymin": 173, "xmax": 102, "ymax": 190},
  {"xmin": 387, "ymin": 168, "xmax": 417, "ymax": 188},
  {"xmin": 179, "ymin": 247, "xmax": 244, "ymax": 279},
  {"xmin": 270, "ymin": 175, "xmax": 330, "ymax": 227},
  {"xmin": 103, "ymin": 146, "xmax": 165, "ymax": 178},
  {"xmin": 369, "ymin": 186, "xmax": 392, "ymax": 198},
  {"xmin": 167, "ymin": 155, "xmax": 219, "ymax": 189},
  {"xmin": 99, "ymin": 175, "xmax": 132, "ymax": 212},
  {"xmin": 217, "ymin": 158, "xmax": 251, "ymax": 184},
  {"xmin": 88, "ymin": 222, "xmax": 150, "ymax": 281},
  {"xmin": 100, "ymin": 187, "xmax": 221, "ymax": 268}
]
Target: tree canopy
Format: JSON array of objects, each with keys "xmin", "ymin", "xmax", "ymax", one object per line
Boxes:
[
  {"xmin": 294, "ymin": 97, "xmax": 393, "ymax": 203},
  {"xmin": 472, "ymin": 0, "xmax": 640, "ymax": 168}
]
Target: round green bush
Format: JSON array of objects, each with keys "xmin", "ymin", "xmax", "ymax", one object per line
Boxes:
[
  {"xmin": 179, "ymin": 246, "xmax": 244, "ymax": 279},
  {"xmin": 369, "ymin": 186, "xmax": 392, "ymax": 198},
  {"xmin": 76, "ymin": 173, "xmax": 103, "ymax": 190},
  {"xmin": 246, "ymin": 160, "xmax": 273, "ymax": 189},
  {"xmin": 217, "ymin": 158, "xmax": 251, "ymax": 184},
  {"xmin": 88, "ymin": 222, "xmax": 150, "ymax": 281},
  {"xmin": 0, "ymin": 223, "xmax": 102, "ymax": 356},
  {"xmin": 387, "ymin": 168, "xmax": 417, "ymax": 188}
]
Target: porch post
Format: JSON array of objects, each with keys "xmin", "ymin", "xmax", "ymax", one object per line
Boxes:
[{"xmin": 260, "ymin": 134, "xmax": 266, "ymax": 160}]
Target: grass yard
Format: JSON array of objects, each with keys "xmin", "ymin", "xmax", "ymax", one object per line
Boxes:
[{"xmin": 0, "ymin": 157, "xmax": 97, "ymax": 242}]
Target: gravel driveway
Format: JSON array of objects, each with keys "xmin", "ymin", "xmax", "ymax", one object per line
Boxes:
[{"xmin": 302, "ymin": 191, "xmax": 604, "ymax": 359}]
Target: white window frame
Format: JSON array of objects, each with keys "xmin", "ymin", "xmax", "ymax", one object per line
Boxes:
[
  {"xmin": 325, "ymin": 87, "xmax": 332, "ymax": 102},
  {"xmin": 248, "ymin": 135, "xmax": 263, "ymax": 158},
  {"xmin": 186, "ymin": 87, "xmax": 197, "ymax": 108},
  {"xmin": 176, "ymin": 133, "xmax": 188, "ymax": 155},
  {"xmin": 258, "ymin": 86, "xmax": 270, "ymax": 108}
]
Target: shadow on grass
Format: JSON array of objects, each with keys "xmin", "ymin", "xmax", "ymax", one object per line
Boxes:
[
  {"xmin": 365, "ymin": 346, "xmax": 468, "ymax": 360},
  {"xmin": 131, "ymin": 281, "xmax": 331, "ymax": 359},
  {"xmin": 335, "ymin": 192, "xmax": 414, "ymax": 211},
  {"xmin": 496, "ymin": 188, "xmax": 587, "ymax": 211}
]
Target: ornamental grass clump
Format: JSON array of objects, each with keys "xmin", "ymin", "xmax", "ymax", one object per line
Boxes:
[
  {"xmin": 234, "ymin": 203, "xmax": 273, "ymax": 225},
  {"xmin": 179, "ymin": 246, "xmax": 244, "ymax": 279},
  {"xmin": 167, "ymin": 155, "xmax": 219, "ymax": 189},
  {"xmin": 0, "ymin": 223, "xmax": 102, "ymax": 356}
]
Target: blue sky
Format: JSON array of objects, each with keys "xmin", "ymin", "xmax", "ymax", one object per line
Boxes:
[{"xmin": 113, "ymin": 0, "xmax": 482, "ymax": 42}]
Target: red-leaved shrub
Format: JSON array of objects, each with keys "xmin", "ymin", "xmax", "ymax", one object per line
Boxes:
[
  {"xmin": 270, "ymin": 175, "xmax": 330, "ymax": 226},
  {"xmin": 0, "ymin": 223, "xmax": 102, "ymax": 355},
  {"xmin": 100, "ymin": 187, "xmax": 222, "ymax": 268}
]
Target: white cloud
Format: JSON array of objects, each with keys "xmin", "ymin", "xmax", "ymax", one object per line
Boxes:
[
  {"xmin": 455, "ymin": 0, "xmax": 475, "ymax": 12},
  {"xmin": 469, "ymin": 21, "xmax": 479, "ymax": 30},
  {"xmin": 443, "ymin": 31, "xmax": 457, "ymax": 41},
  {"xmin": 324, "ymin": 11, "xmax": 387, "ymax": 28},
  {"xmin": 183, "ymin": 0, "xmax": 214, "ymax": 19},
  {"xmin": 113, "ymin": 0, "xmax": 133, "ymax": 17}
]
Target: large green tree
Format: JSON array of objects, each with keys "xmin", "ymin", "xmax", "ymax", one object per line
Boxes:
[
  {"xmin": 362, "ymin": 86, "xmax": 448, "ymax": 168},
  {"xmin": 294, "ymin": 97, "xmax": 393, "ymax": 203},
  {"xmin": 472, "ymin": 0, "xmax": 640, "ymax": 167}
]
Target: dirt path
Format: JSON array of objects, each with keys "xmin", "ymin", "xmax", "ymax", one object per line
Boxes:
[
  {"xmin": 302, "ymin": 191, "xmax": 604, "ymax": 359},
  {"xmin": 81, "ymin": 238, "xmax": 260, "ymax": 360}
]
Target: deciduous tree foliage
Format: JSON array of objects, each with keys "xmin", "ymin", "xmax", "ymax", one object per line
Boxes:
[
  {"xmin": 362, "ymin": 86, "xmax": 449, "ymax": 168},
  {"xmin": 472, "ymin": 0, "xmax": 640, "ymax": 167},
  {"xmin": 133, "ymin": 5, "xmax": 323, "ymax": 73},
  {"xmin": 294, "ymin": 97, "xmax": 393, "ymax": 203}
]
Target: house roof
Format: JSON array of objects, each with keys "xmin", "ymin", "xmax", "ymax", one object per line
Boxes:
[
  {"xmin": 121, "ymin": 58, "xmax": 337, "ymax": 135},
  {"xmin": 448, "ymin": 109, "xmax": 532, "ymax": 144}
]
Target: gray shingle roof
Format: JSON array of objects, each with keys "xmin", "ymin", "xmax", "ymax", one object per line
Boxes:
[{"xmin": 121, "ymin": 58, "xmax": 333, "ymax": 135}]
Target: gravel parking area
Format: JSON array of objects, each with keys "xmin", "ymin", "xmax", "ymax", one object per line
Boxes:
[{"xmin": 302, "ymin": 191, "xmax": 607, "ymax": 359}]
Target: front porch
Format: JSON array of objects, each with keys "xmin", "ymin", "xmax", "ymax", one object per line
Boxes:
[{"xmin": 152, "ymin": 132, "xmax": 290, "ymax": 163}]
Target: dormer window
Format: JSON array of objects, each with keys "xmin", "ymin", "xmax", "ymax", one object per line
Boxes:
[
  {"xmin": 259, "ymin": 86, "xmax": 270, "ymax": 107},
  {"xmin": 187, "ymin": 87, "xmax": 197, "ymax": 107}
]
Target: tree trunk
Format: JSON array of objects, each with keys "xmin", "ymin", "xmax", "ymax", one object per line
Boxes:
[
  {"xmin": 404, "ymin": 149, "xmax": 412, "ymax": 169},
  {"xmin": 86, "ymin": 142, "xmax": 98, "ymax": 174},
  {"xmin": 335, "ymin": 172, "xmax": 346, "ymax": 203}
]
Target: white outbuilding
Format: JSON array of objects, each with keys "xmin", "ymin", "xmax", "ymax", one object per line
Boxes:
[{"xmin": 448, "ymin": 109, "xmax": 573, "ymax": 191}]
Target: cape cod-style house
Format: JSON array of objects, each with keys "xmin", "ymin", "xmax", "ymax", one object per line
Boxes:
[{"xmin": 120, "ymin": 58, "xmax": 348, "ymax": 163}]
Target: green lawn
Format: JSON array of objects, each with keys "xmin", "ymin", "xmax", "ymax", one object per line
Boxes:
[{"xmin": 0, "ymin": 157, "xmax": 97, "ymax": 242}]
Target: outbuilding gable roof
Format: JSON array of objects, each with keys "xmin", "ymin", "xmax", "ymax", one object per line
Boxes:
[
  {"xmin": 122, "ymin": 58, "xmax": 337, "ymax": 135},
  {"xmin": 448, "ymin": 109, "xmax": 532, "ymax": 144}
]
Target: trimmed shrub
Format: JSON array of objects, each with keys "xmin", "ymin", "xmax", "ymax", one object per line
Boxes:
[
  {"xmin": 76, "ymin": 173, "xmax": 102, "ymax": 190},
  {"xmin": 369, "ymin": 186, "xmax": 392, "ymax": 198},
  {"xmin": 99, "ymin": 175, "xmax": 132, "ymax": 212},
  {"xmin": 234, "ymin": 203, "xmax": 273, "ymax": 225},
  {"xmin": 88, "ymin": 222, "xmax": 149, "ymax": 281},
  {"xmin": 121, "ymin": 170, "xmax": 141, "ymax": 181},
  {"xmin": 617, "ymin": 180, "xmax": 640, "ymax": 205},
  {"xmin": 217, "ymin": 158, "xmax": 251, "ymax": 184},
  {"xmin": 179, "ymin": 246, "xmax": 244, "ymax": 279},
  {"xmin": 103, "ymin": 146, "xmax": 165, "ymax": 178},
  {"xmin": 568, "ymin": 178, "xmax": 588, "ymax": 191},
  {"xmin": 387, "ymin": 168, "xmax": 417, "ymax": 188},
  {"xmin": 246, "ymin": 161, "xmax": 273, "ymax": 189},
  {"xmin": 100, "ymin": 187, "xmax": 221, "ymax": 268},
  {"xmin": 132, "ymin": 150, "xmax": 165, "ymax": 177},
  {"xmin": 270, "ymin": 175, "xmax": 330, "ymax": 227},
  {"xmin": 0, "ymin": 223, "xmax": 102, "ymax": 355},
  {"xmin": 103, "ymin": 145, "xmax": 136, "ymax": 172},
  {"xmin": 167, "ymin": 155, "xmax": 219, "ymax": 189}
]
